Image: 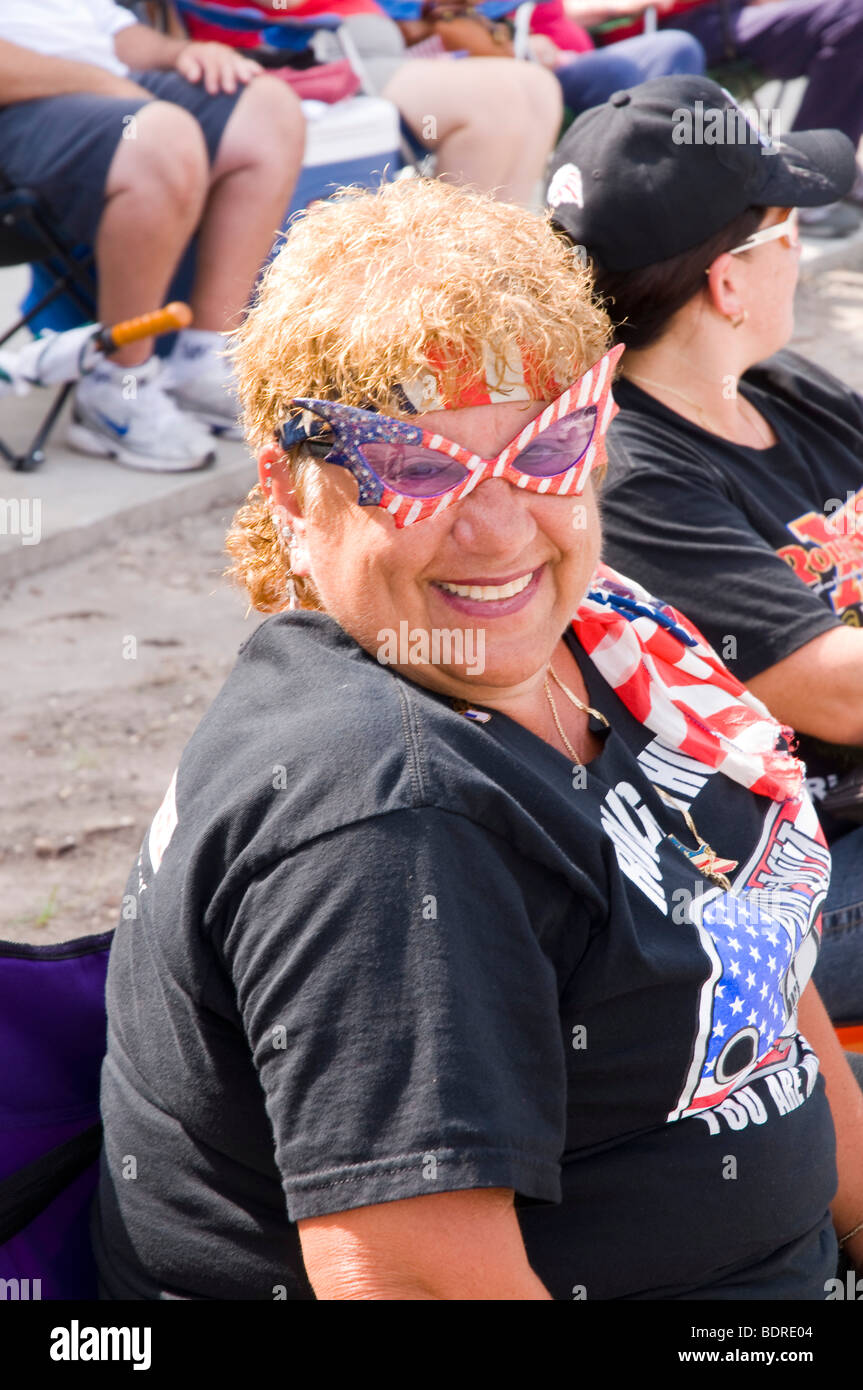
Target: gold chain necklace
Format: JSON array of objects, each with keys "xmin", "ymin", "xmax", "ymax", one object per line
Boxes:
[
  {"xmin": 543, "ymin": 662, "xmax": 609, "ymax": 766},
  {"xmin": 625, "ymin": 371, "xmax": 772, "ymax": 449},
  {"xmin": 544, "ymin": 664, "xmax": 734, "ymax": 889}
]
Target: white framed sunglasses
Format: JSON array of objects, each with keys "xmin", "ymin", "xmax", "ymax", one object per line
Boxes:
[{"xmin": 727, "ymin": 208, "xmax": 799, "ymax": 256}]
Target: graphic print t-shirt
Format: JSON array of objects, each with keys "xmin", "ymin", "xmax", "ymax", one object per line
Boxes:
[
  {"xmin": 600, "ymin": 350, "xmax": 863, "ymax": 828},
  {"xmin": 94, "ymin": 612, "xmax": 838, "ymax": 1302}
]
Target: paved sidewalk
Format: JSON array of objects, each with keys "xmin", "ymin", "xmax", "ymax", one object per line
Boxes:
[{"xmin": 2, "ymin": 221, "xmax": 863, "ymax": 583}]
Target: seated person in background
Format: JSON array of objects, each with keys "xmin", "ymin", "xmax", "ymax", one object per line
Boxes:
[
  {"xmin": 0, "ymin": 0, "xmax": 306, "ymax": 472},
  {"xmin": 547, "ymin": 75, "xmax": 863, "ymax": 1024},
  {"xmin": 175, "ymin": 0, "xmax": 564, "ymax": 205},
  {"xmin": 659, "ymin": 0, "xmax": 863, "ymax": 236},
  {"xmin": 529, "ymin": 0, "xmax": 707, "ymax": 119},
  {"xmin": 388, "ymin": 0, "xmax": 705, "ymax": 117}
]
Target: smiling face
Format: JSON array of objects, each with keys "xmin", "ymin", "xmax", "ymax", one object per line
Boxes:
[{"xmin": 262, "ymin": 396, "xmax": 602, "ymax": 705}]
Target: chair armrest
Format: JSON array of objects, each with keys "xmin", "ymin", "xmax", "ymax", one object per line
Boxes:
[{"xmin": 512, "ymin": 2, "xmax": 536, "ymax": 59}]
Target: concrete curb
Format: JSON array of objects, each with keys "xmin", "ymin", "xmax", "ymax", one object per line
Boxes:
[{"xmin": 0, "ymin": 449, "xmax": 253, "ymax": 586}]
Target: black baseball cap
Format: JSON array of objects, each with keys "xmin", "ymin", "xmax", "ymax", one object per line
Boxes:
[{"xmin": 546, "ymin": 75, "xmax": 857, "ymax": 272}]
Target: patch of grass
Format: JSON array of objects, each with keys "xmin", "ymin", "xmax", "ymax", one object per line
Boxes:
[{"xmin": 32, "ymin": 886, "xmax": 60, "ymax": 927}]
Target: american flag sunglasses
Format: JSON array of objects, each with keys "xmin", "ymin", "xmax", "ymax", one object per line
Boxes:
[{"xmin": 276, "ymin": 343, "xmax": 624, "ymax": 527}]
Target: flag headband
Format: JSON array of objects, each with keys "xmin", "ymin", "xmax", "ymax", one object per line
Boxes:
[{"xmin": 279, "ymin": 339, "xmax": 569, "ymax": 451}]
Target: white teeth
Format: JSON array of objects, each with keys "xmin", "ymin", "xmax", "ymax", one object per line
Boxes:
[{"xmin": 438, "ymin": 571, "xmax": 534, "ymax": 601}]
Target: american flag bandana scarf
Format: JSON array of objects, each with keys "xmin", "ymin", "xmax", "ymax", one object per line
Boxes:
[{"xmin": 577, "ymin": 565, "xmax": 804, "ymax": 804}]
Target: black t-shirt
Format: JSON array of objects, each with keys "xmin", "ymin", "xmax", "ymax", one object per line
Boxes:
[
  {"xmin": 93, "ymin": 611, "xmax": 838, "ymax": 1301},
  {"xmin": 600, "ymin": 349, "xmax": 863, "ymax": 834}
]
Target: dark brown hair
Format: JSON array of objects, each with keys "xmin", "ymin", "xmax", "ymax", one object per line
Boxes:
[{"xmin": 585, "ymin": 207, "xmax": 766, "ymax": 350}]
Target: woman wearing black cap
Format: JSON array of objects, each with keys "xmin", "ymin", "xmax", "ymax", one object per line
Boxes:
[{"xmin": 548, "ymin": 74, "xmax": 863, "ymax": 1031}]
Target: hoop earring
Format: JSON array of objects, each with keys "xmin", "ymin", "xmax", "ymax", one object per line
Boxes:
[{"xmin": 729, "ymin": 309, "xmax": 748, "ymax": 329}]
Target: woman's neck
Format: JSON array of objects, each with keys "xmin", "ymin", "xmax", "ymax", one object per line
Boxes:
[
  {"xmin": 457, "ymin": 637, "xmax": 604, "ymax": 765},
  {"xmin": 621, "ymin": 336, "xmax": 776, "ymax": 450}
]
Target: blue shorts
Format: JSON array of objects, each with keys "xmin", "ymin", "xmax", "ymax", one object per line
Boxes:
[{"xmin": 0, "ymin": 70, "xmax": 240, "ymax": 247}]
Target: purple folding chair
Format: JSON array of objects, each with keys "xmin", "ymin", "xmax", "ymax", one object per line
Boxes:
[{"xmin": 0, "ymin": 933, "xmax": 113, "ymax": 1300}]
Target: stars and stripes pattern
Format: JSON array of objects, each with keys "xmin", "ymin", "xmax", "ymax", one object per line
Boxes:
[
  {"xmin": 384, "ymin": 345, "xmax": 621, "ymax": 526},
  {"xmin": 285, "ymin": 343, "xmax": 624, "ymax": 527},
  {"xmin": 667, "ymin": 797, "xmax": 828, "ymax": 1120},
  {"xmin": 576, "ymin": 565, "xmax": 804, "ymax": 803}
]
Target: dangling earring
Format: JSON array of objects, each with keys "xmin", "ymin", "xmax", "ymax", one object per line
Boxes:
[
  {"xmin": 729, "ymin": 309, "xmax": 748, "ymax": 329},
  {"xmin": 277, "ymin": 521, "xmax": 301, "ymax": 609}
]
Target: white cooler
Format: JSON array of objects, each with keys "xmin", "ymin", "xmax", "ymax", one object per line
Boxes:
[{"xmin": 285, "ymin": 96, "xmax": 404, "ymax": 220}]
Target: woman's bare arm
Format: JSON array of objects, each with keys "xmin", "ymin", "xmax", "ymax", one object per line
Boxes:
[
  {"xmin": 798, "ymin": 982, "xmax": 863, "ymax": 1271},
  {"xmin": 298, "ymin": 1187, "xmax": 552, "ymax": 1300},
  {"xmin": 746, "ymin": 625, "xmax": 863, "ymax": 747}
]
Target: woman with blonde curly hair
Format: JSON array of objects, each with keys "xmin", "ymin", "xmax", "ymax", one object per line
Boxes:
[{"xmin": 94, "ymin": 178, "xmax": 863, "ymax": 1301}]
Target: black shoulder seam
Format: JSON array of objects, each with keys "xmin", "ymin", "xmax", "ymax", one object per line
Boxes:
[{"xmin": 393, "ymin": 677, "xmax": 428, "ymax": 807}]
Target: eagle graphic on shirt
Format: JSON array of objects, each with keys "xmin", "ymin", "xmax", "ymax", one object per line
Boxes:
[
  {"xmin": 667, "ymin": 794, "xmax": 829, "ymax": 1121},
  {"xmin": 601, "ymin": 739, "xmax": 831, "ymax": 1124}
]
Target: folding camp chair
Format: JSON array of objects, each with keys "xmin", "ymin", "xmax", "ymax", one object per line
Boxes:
[
  {"xmin": 0, "ymin": 932, "xmax": 113, "ymax": 1300},
  {"xmin": 0, "ymin": 175, "xmax": 97, "ymax": 472}
]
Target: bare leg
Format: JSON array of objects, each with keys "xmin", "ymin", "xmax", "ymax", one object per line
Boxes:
[
  {"xmin": 188, "ymin": 75, "xmax": 305, "ymax": 333},
  {"xmin": 382, "ymin": 57, "xmax": 562, "ymax": 204},
  {"xmin": 97, "ymin": 101, "xmax": 209, "ymax": 366}
]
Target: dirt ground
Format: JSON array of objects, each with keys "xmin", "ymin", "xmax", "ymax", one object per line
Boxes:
[
  {"xmin": 0, "ymin": 505, "xmax": 262, "ymax": 940},
  {"xmin": 2, "ymin": 266, "xmax": 863, "ymax": 943}
]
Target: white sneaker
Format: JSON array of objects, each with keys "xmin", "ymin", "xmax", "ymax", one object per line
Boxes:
[
  {"xmin": 168, "ymin": 368, "xmax": 243, "ymax": 439},
  {"xmin": 68, "ymin": 358, "xmax": 216, "ymax": 473},
  {"xmin": 164, "ymin": 333, "xmax": 242, "ymax": 440}
]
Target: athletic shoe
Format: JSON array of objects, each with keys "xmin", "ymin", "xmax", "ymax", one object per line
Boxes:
[
  {"xmin": 166, "ymin": 365, "xmax": 243, "ymax": 440},
  {"xmin": 68, "ymin": 358, "xmax": 216, "ymax": 473},
  {"xmin": 163, "ymin": 335, "xmax": 243, "ymax": 440}
]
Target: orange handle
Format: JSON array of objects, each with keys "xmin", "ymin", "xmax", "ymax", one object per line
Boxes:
[{"xmin": 97, "ymin": 302, "xmax": 193, "ymax": 351}]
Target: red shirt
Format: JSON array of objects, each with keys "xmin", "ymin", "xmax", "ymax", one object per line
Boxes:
[
  {"xmin": 184, "ymin": 0, "xmax": 383, "ymax": 48},
  {"xmin": 529, "ymin": 1, "xmax": 593, "ymax": 54}
]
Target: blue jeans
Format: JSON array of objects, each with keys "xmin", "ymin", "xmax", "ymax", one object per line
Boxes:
[
  {"xmin": 812, "ymin": 823, "xmax": 863, "ymax": 1024},
  {"xmin": 554, "ymin": 32, "xmax": 705, "ymax": 116}
]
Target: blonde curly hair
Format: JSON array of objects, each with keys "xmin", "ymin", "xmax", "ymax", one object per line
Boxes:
[{"xmin": 225, "ymin": 177, "xmax": 612, "ymax": 613}]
